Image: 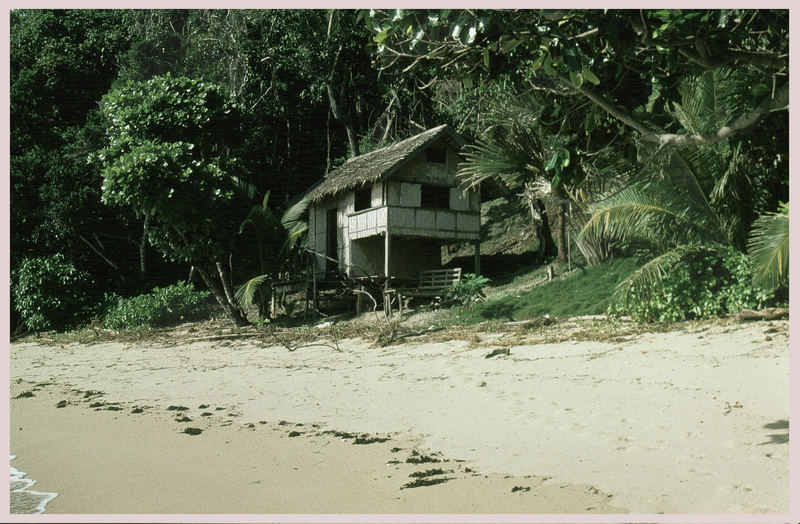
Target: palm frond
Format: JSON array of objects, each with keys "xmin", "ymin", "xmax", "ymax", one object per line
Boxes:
[
  {"xmin": 280, "ymin": 195, "xmax": 310, "ymax": 252},
  {"xmin": 234, "ymin": 274, "xmax": 270, "ymax": 309},
  {"xmin": 747, "ymin": 208, "xmax": 789, "ymax": 290},
  {"xmin": 458, "ymin": 90, "xmax": 546, "ymax": 191},
  {"xmin": 231, "ymin": 175, "xmax": 260, "ymax": 201},
  {"xmin": 458, "ymin": 139, "xmax": 538, "ymax": 190},
  {"xmin": 580, "ymin": 182, "xmax": 720, "ymax": 248},
  {"xmin": 281, "ymin": 220, "xmax": 309, "ymax": 255},
  {"xmin": 280, "ymin": 195, "xmax": 310, "ymax": 231},
  {"xmin": 672, "ymin": 69, "xmax": 741, "ymax": 136},
  {"xmin": 239, "ymin": 191, "xmax": 275, "ymax": 235},
  {"xmin": 653, "ymin": 149, "xmax": 726, "ymax": 242}
]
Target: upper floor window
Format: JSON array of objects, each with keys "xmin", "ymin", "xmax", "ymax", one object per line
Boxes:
[
  {"xmin": 354, "ymin": 186, "xmax": 372, "ymax": 212},
  {"xmin": 425, "ymin": 148, "xmax": 447, "ymax": 164},
  {"xmin": 420, "ymin": 185, "xmax": 450, "ymax": 209}
]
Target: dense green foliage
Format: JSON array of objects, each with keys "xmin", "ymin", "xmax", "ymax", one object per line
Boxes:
[
  {"xmin": 10, "ymin": 9, "xmax": 788, "ymax": 331},
  {"xmin": 608, "ymin": 247, "xmax": 773, "ymax": 322},
  {"xmin": 97, "ymin": 74, "xmax": 243, "ymax": 262},
  {"xmin": 95, "ymin": 73, "xmax": 254, "ymax": 325},
  {"xmin": 101, "ymin": 282, "xmax": 211, "ymax": 331},
  {"xmin": 12, "ymin": 254, "xmax": 96, "ymax": 332}
]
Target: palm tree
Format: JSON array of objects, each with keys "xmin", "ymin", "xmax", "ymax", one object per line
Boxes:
[
  {"xmin": 235, "ymin": 191, "xmax": 286, "ymax": 319},
  {"xmin": 580, "ymin": 68, "xmax": 773, "ymax": 306},
  {"xmin": 458, "ymin": 93, "xmax": 574, "ymax": 264}
]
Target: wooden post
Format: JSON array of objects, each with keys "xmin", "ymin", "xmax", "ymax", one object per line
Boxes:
[
  {"xmin": 384, "ymin": 289, "xmax": 393, "ymax": 319},
  {"xmin": 312, "ymin": 260, "xmax": 318, "ymax": 315},
  {"xmin": 304, "ymin": 257, "xmax": 311, "ymax": 320},
  {"xmin": 474, "ymin": 240, "xmax": 481, "ymax": 276},
  {"xmin": 384, "ymin": 231, "xmax": 391, "ymax": 278},
  {"xmin": 356, "ymin": 283, "xmax": 363, "ymax": 315}
]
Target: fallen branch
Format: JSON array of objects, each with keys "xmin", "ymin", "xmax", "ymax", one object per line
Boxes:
[
  {"xmin": 180, "ymin": 332, "xmax": 260, "ymax": 344},
  {"xmin": 734, "ymin": 307, "xmax": 788, "ymax": 322},
  {"xmin": 265, "ymin": 324, "xmax": 342, "ymax": 352}
]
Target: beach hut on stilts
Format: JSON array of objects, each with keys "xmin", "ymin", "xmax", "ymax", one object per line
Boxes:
[{"xmin": 295, "ymin": 124, "xmax": 481, "ymax": 315}]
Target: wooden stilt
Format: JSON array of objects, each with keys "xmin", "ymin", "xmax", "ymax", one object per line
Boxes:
[
  {"xmin": 312, "ymin": 266, "xmax": 318, "ymax": 315},
  {"xmin": 474, "ymin": 240, "xmax": 481, "ymax": 276},
  {"xmin": 356, "ymin": 284, "xmax": 364, "ymax": 315},
  {"xmin": 384, "ymin": 231, "xmax": 391, "ymax": 278}
]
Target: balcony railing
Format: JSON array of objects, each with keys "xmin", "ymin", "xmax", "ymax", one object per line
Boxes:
[{"xmin": 347, "ymin": 205, "xmax": 479, "ymax": 241}]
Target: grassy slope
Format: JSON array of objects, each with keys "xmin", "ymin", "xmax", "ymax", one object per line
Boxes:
[
  {"xmin": 464, "ymin": 257, "xmax": 640, "ymax": 322},
  {"xmin": 441, "ymin": 195, "xmax": 641, "ymax": 322}
]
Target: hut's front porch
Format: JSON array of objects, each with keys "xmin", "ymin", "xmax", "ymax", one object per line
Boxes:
[{"xmin": 346, "ymin": 204, "xmax": 481, "ymax": 280}]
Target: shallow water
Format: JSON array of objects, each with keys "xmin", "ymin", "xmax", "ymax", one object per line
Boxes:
[{"xmin": 9, "ymin": 455, "xmax": 58, "ymax": 514}]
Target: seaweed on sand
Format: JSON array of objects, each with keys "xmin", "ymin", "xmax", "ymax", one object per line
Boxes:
[
  {"xmin": 401, "ymin": 476, "xmax": 453, "ymax": 489},
  {"xmin": 353, "ymin": 434, "xmax": 390, "ymax": 445},
  {"xmin": 405, "ymin": 450, "xmax": 441, "ymax": 464}
]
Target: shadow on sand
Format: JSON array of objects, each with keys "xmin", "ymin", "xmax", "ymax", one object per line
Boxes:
[{"xmin": 761, "ymin": 419, "xmax": 788, "ymax": 445}]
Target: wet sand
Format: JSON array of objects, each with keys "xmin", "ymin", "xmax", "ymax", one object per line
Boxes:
[{"xmin": 10, "ymin": 385, "xmax": 619, "ymax": 514}]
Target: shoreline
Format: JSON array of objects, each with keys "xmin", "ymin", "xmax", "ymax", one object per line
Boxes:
[
  {"xmin": 10, "ymin": 454, "xmax": 58, "ymax": 514},
  {"xmin": 10, "ymin": 384, "xmax": 621, "ymax": 514},
  {"xmin": 9, "ymin": 318, "xmax": 789, "ymax": 514}
]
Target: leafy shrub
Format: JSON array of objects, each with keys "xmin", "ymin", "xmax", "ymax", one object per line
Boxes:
[
  {"xmin": 101, "ymin": 281, "xmax": 210, "ymax": 330},
  {"xmin": 608, "ymin": 246, "xmax": 774, "ymax": 322},
  {"xmin": 12, "ymin": 254, "xmax": 95, "ymax": 332},
  {"xmin": 445, "ymin": 273, "xmax": 491, "ymax": 312}
]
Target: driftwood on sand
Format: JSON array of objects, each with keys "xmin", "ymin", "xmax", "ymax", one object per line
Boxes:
[{"xmin": 734, "ymin": 307, "xmax": 789, "ymax": 322}]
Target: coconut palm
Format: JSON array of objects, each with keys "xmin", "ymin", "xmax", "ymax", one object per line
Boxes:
[
  {"xmin": 235, "ymin": 191, "xmax": 286, "ymax": 318},
  {"xmin": 580, "ymin": 68, "xmax": 774, "ymax": 305},
  {"xmin": 457, "ymin": 93, "xmax": 575, "ymax": 264}
]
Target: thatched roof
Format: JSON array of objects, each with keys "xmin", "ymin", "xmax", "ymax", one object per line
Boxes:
[{"xmin": 306, "ymin": 124, "xmax": 467, "ymax": 203}]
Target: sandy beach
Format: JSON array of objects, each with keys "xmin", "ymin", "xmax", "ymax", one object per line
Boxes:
[{"xmin": 8, "ymin": 317, "xmax": 789, "ymax": 515}]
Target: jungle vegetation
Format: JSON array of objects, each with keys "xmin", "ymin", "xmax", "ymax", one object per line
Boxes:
[{"xmin": 10, "ymin": 9, "xmax": 789, "ymax": 331}]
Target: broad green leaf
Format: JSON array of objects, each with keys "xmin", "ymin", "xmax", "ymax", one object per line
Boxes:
[
  {"xmin": 503, "ymin": 38, "xmax": 522, "ymax": 53},
  {"xmin": 581, "ymin": 66, "xmax": 600, "ymax": 85},
  {"xmin": 374, "ymin": 28, "xmax": 389, "ymax": 43},
  {"xmin": 530, "ymin": 54, "xmax": 546, "ymax": 72},
  {"xmin": 543, "ymin": 55, "xmax": 557, "ymax": 75},
  {"xmin": 569, "ymin": 70, "xmax": 583, "ymax": 88}
]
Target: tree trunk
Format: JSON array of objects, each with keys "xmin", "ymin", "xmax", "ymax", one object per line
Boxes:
[
  {"xmin": 326, "ymin": 81, "xmax": 359, "ymax": 158},
  {"xmin": 195, "ymin": 265, "xmax": 250, "ymax": 327},
  {"xmin": 216, "ymin": 261, "xmax": 238, "ymax": 310},
  {"xmin": 140, "ymin": 211, "xmax": 151, "ymax": 276},
  {"xmin": 552, "ymin": 201, "xmax": 569, "ymax": 265},
  {"xmin": 535, "ymin": 199, "xmax": 557, "ymax": 260}
]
